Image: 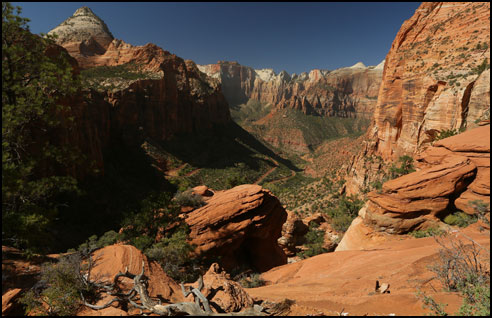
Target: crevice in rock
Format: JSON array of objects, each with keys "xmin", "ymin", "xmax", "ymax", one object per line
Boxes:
[{"xmin": 460, "ymin": 80, "xmax": 476, "ymax": 130}]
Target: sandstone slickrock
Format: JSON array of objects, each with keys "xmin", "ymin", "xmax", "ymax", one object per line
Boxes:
[
  {"xmin": 184, "ymin": 184, "xmax": 288, "ymax": 272},
  {"xmin": 186, "ymin": 263, "xmax": 254, "ymax": 313},
  {"xmin": 198, "ymin": 60, "xmax": 383, "ymax": 118},
  {"xmin": 420, "ymin": 124, "xmax": 490, "ymax": 214},
  {"xmin": 2, "ymin": 288, "xmax": 22, "ymax": 316},
  {"xmin": 248, "ymin": 223, "xmax": 489, "ymax": 315}
]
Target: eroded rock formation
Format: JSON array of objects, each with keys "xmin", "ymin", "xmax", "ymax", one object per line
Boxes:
[
  {"xmin": 46, "ymin": 7, "xmax": 231, "ymax": 176},
  {"xmin": 346, "ymin": 2, "xmax": 490, "ymax": 194},
  {"xmin": 372, "ymin": 2, "xmax": 490, "ymax": 160},
  {"xmin": 198, "ymin": 60, "xmax": 383, "ymax": 118},
  {"xmin": 339, "ymin": 125, "xmax": 490, "ymax": 251},
  {"xmin": 184, "ymin": 184, "xmax": 288, "ymax": 272},
  {"xmin": 186, "ymin": 263, "xmax": 254, "ymax": 313}
]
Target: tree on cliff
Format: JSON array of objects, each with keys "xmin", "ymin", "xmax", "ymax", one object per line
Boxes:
[{"xmin": 2, "ymin": 2, "xmax": 81, "ymax": 252}]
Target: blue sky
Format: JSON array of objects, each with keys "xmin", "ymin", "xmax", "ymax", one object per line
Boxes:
[{"xmin": 13, "ymin": 2, "xmax": 420, "ymax": 74}]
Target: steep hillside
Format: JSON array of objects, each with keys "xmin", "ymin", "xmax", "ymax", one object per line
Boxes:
[
  {"xmin": 346, "ymin": 1, "xmax": 490, "ymax": 194},
  {"xmin": 47, "ymin": 7, "xmax": 231, "ymax": 177},
  {"xmin": 372, "ymin": 2, "xmax": 490, "ymax": 160},
  {"xmin": 198, "ymin": 60, "xmax": 383, "ymax": 118}
]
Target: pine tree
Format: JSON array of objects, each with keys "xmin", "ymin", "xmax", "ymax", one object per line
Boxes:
[{"xmin": 2, "ymin": 2, "xmax": 82, "ymax": 252}]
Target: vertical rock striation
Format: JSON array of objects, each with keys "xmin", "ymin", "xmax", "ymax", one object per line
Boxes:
[
  {"xmin": 47, "ymin": 7, "xmax": 231, "ymax": 176},
  {"xmin": 197, "ymin": 60, "xmax": 384, "ymax": 118},
  {"xmin": 346, "ymin": 2, "xmax": 490, "ymax": 194}
]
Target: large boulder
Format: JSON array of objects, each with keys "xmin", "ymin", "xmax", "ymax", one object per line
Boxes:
[
  {"xmin": 365, "ymin": 154, "xmax": 476, "ymax": 233},
  {"xmin": 86, "ymin": 244, "xmax": 184, "ymax": 303},
  {"xmin": 343, "ymin": 125, "xmax": 489, "ymax": 243},
  {"xmin": 184, "ymin": 184, "xmax": 288, "ymax": 272}
]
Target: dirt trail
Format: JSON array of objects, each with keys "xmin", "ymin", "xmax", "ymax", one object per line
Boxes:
[
  {"xmin": 185, "ymin": 168, "xmax": 201, "ymax": 177},
  {"xmin": 254, "ymin": 157, "xmax": 279, "ymax": 184},
  {"xmin": 270, "ymin": 169, "xmax": 296, "ymax": 184},
  {"xmin": 165, "ymin": 163, "xmax": 187, "ymax": 177}
]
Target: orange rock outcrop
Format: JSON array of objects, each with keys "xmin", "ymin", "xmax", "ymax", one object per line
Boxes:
[
  {"xmin": 373, "ymin": 2, "xmax": 490, "ymax": 160},
  {"xmin": 184, "ymin": 184, "xmax": 288, "ymax": 272},
  {"xmin": 346, "ymin": 2, "xmax": 490, "ymax": 194},
  {"xmin": 339, "ymin": 125, "xmax": 489, "ymax": 251},
  {"xmin": 186, "ymin": 263, "xmax": 254, "ymax": 313}
]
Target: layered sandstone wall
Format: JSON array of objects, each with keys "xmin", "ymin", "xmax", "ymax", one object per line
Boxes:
[
  {"xmin": 372, "ymin": 2, "xmax": 490, "ymax": 160},
  {"xmin": 47, "ymin": 7, "xmax": 231, "ymax": 176},
  {"xmin": 198, "ymin": 60, "xmax": 384, "ymax": 118},
  {"xmin": 346, "ymin": 2, "xmax": 490, "ymax": 194}
]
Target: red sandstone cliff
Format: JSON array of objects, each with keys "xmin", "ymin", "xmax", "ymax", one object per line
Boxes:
[
  {"xmin": 346, "ymin": 2, "xmax": 490, "ymax": 194},
  {"xmin": 373, "ymin": 2, "xmax": 490, "ymax": 160},
  {"xmin": 198, "ymin": 60, "xmax": 383, "ymax": 118},
  {"xmin": 47, "ymin": 7, "xmax": 231, "ymax": 176}
]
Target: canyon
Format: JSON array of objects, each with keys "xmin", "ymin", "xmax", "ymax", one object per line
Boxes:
[{"xmin": 2, "ymin": 2, "xmax": 490, "ymax": 316}]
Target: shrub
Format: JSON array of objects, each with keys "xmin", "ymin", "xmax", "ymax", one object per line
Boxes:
[
  {"xmin": 173, "ymin": 189, "xmax": 206, "ymax": 208},
  {"xmin": 120, "ymin": 191, "xmax": 181, "ymax": 251},
  {"xmin": 468, "ymin": 200, "xmax": 490, "ymax": 225},
  {"xmin": 70, "ymin": 230, "xmax": 121, "ymax": 254},
  {"xmin": 418, "ymin": 230, "xmax": 490, "ymax": 316},
  {"xmin": 326, "ymin": 194, "xmax": 364, "ymax": 233},
  {"xmin": 409, "ymin": 227, "xmax": 446, "ymax": 238},
  {"xmin": 298, "ymin": 222, "xmax": 328, "ymax": 259},
  {"xmin": 443, "ymin": 211, "xmax": 477, "ymax": 228},
  {"xmin": 238, "ymin": 273, "xmax": 266, "ymax": 288},
  {"xmin": 389, "ymin": 155, "xmax": 416, "ymax": 179},
  {"xmin": 19, "ymin": 254, "xmax": 88, "ymax": 316},
  {"xmin": 145, "ymin": 225, "xmax": 199, "ymax": 283},
  {"xmin": 434, "ymin": 128, "xmax": 465, "ymax": 141}
]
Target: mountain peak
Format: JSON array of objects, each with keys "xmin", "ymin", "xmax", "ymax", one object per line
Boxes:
[
  {"xmin": 48, "ymin": 6, "xmax": 114, "ymax": 49},
  {"xmin": 348, "ymin": 62, "xmax": 367, "ymax": 69},
  {"xmin": 73, "ymin": 6, "xmax": 96, "ymax": 17}
]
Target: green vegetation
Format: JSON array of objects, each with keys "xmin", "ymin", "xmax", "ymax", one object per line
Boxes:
[
  {"xmin": 19, "ymin": 253, "xmax": 90, "ymax": 316},
  {"xmin": 230, "ymin": 99, "xmax": 272, "ymax": 124},
  {"xmin": 388, "ymin": 155, "xmax": 416, "ymax": 179},
  {"xmin": 419, "ymin": 230, "xmax": 490, "ymax": 316},
  {"xmin": 238, "ymin": 273, "xmax": 266, "ymax": 288},
  {"xmin": 161, "ymin": 122, "xmax": 298, "ymax": 191},
  {"xmin": 298, "ymin": 223, "xmax": 328, "ymax": 259},
  {"xmin": 326, "ymin": 194, "xmax": 365, "ymax": 233},
  {"xmin": 145, "ymin": 227, "xmax": 199, "ymax": 282},
  {"xmin": 472, "ymin": 58, "xmax": 490, "ymax": 75},
  {"xmin": 434, "ymin": 127, "xmax": 465, "ymax": 141},
  {"xmin": 2, "ymin": 3, "xmax": 85, "ymax": 253},
  {"xmin": 443, "ymin": 211, "xmax": 477, "ymax": 228},
  {"xmin": 80, "ymin": 62, "xmax": 160, "ymax": 91},
  {"xmin": 173, "ymin": 189, "xmax": 206, "ymax": 208},
  {"xmin": 409, "ymin": 227, "xmax": 446, "ymax": 238}
]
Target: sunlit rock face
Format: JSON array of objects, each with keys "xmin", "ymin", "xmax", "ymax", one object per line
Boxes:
[{"xmin": 198, "ymin": 60, "xmax": 383, "ymax": 118}]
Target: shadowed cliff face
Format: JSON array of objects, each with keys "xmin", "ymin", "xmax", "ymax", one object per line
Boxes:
[
  {"xmin": 48, "ymin": 7, "xmax": 232, "ymax": 176},
  {"xmin": 198, "ymin": 60, "xmax": 383, "ymax": 118},
  {"xmin": 371, "ymin": 2, "xmax": 490, "ymax": 160}
]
